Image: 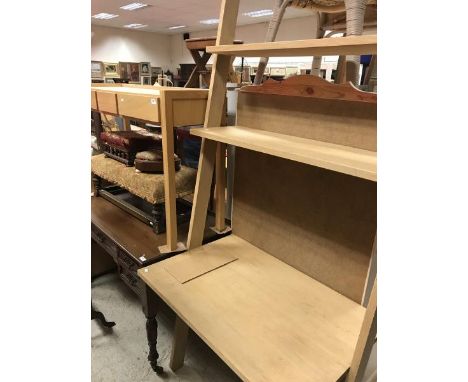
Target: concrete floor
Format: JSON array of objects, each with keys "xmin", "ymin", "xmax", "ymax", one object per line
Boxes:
[
  {"xmin": 92, "ymin": 273, "xmax": 376, "ymax": 382},
  {"xmin": 92, "ymin": 273, "xmax": 240, "ymax": 382}
]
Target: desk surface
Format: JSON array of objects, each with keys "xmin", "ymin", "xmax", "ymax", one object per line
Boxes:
[
  {"xmin": 91, "ymin": 85, "xmax": 208, "ymax": 96},
  {"xmin": 91, "ymin": 196, "xmax": 217, "ymax": 267},
  {"xmin": 139, "ymin": 234, "xmax": 365, "ymax": 382}
]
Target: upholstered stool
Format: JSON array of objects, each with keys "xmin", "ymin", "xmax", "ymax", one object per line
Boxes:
[{"xmin": 92, "ymin": 154, "xmax": 196, "ymax": 233}]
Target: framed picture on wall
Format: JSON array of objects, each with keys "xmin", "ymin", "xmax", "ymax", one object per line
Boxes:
[
  {"xmin": 140, "ymin": 62, "xmax": 151, "ymax": 76},
  {"xmin": 103, "ymin": 62, "xmax": 119, "ymax": 78},
  {"xmin": 119, "ymin": 62, "xmax": 130, "ymax": 79},
  {"xmin": 128, "ymin": 63, "xmax": 140, "ymax": 83},
  {"xmin": 141, "ymin": 76, "xmax": 152, "ymax": 85},
  {"xmin": 91, "ymin": 61, "xmax": 104, "ymax": 78}
]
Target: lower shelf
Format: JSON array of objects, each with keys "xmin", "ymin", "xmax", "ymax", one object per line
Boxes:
[{"xmin": 139, "ymin": 234, "xmax": 365, "ymax": 382}]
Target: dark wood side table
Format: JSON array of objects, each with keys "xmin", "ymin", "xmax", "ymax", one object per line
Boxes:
[{"xmin": 91, "ymin": 195, "xmax": 226, "ymax": 373}]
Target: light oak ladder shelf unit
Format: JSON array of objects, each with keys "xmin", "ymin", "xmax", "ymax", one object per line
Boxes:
[
  {"xmin": 139, "ymin": 1, "xmax": 377, "ymax": 381},
  {"xmin": 91, "ymin": 84, "xmax": 208, "ymax": 253}
]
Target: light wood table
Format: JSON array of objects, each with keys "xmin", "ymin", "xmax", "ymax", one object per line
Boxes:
[
  {"xmin": 139, "ymin": 234, "xmax": 366, "ymax": 382},
  {"xmin": 91, "ymin": 84, "xmax": 208, "ymax": 252}
]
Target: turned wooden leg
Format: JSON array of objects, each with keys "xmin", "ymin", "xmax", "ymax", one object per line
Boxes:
[
  {"xmin": 146, "ymin": 316, "xmax": 163, "ymax": 374},
  {"xmin": 170, "ymin": 316, "xmax": 189, "ymax": 371},
  {"xmin": 142, "ymin": 285, "xmax": 163, "ymax": 374},
  {"xmin": 151, "ymin": 204, "xmax": 165, "ymax": 234}
]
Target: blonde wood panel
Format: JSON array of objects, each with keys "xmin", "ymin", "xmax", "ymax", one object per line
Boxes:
[
  {"xmin": 117, "ymin": 94, "xmax": 160, "ymax": 123},
  {"xmin": 191, "ymin": 126, "xmax": 376, "ymax": 181},
  {"xmin": 91, "ymin": 90, "xmax": 97, "ymax": 110},
  {"xmin": 139, "ymin": 234, "xmax": 365, "ymax": 382},
  {"xmin": 159, "ymin": 91, "xmax": 178, "ymax": 251},
  {"xmin": 207, "ymin": 35, "xmax": 377, "ymax": 57},
  {"xmin": 96, "ymin": 92, "xmax": 118, "ymax": 115},
  {"xmin": 91, "ymin": 85, "xmax": 160, "ymax": 95},
  {"xmin": 237, "ymin": 92, "xmax": 376, "ymax": 151},
  {"xmin": 232, "ymin": 149, "xmax": 376, "ymax": 303},
  {"xmin": 170, "ymin": 317, "xmax": 190, "ymax": 371},
  {"xmin": 347, "ymin": 280, "xmax": 377, "ymax": 382},
  {"xmin": 163, "ymin": 250, "xmax": 237, "ymax": 284},
  {"xmin": 173, "ymin": 99, "xmax": 207, "ymax": 126}
]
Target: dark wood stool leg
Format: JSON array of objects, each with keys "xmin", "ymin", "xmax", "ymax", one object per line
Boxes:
[
  {"xmin": 92, "ymin": 175, "xmax": 102, "ymax": 197},
  {"xmin": 142, "ymin": 285, "xmax": 163, "ymax": 374},
  {"xmin": 151, "ymin": 203, "xmax": 165, "ymax": 234}
]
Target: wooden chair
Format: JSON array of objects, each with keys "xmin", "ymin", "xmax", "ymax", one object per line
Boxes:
[{"xmin": 139, "ymin": 75, "xmax": 377, "ymax": 381}]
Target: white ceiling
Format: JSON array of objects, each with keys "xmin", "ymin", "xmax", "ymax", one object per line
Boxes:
[{"xmin": 91, "ymin": 0, "xmax": 310, "ymax": 34}]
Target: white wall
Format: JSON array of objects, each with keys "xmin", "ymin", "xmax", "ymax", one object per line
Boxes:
[
  {"xmin": 91, "ymin": 25, "xmax": 172, "ymax": 70},
  {"xmin": 92, "ymin": 17, "xmax": 375, "ymax": 75}
]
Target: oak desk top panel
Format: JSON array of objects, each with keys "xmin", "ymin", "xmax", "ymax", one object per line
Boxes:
[{"xmin": 139, "ymin": 234, "xmax": 365, "ymax": 382}]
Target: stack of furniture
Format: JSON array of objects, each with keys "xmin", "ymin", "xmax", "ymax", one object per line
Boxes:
[
  {"xmin": 138, "ymin": 1, "xmax": 377, "ymax": 381},
  {"xmin": 91, "ymin": 83, "xmax": 208, "ymax": 252}
]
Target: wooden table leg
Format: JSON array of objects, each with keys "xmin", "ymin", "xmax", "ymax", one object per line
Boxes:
[
  {"xmin": 159, "ymin": 90, "xmax": 182, "ymax": 253},
  {"xmin": 170, "ymin": 316, "xmax": 190, "ymax": 371},
  {"xmin": 142, "ymin": 285, "xmax": 163, "ymax": 374}
]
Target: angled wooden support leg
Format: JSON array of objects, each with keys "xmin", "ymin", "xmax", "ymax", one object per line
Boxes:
[
  {"xmin": 169, "ymin": 316, "xmax": 190, "ymax": 371},
  {"xmin": 187, "ymin": 138, "xmax": 218, "ymax": 249},
  {"xmin": 214, "ymin": 142, "xmax": 227, "ymax": 232},
  {"xmin": 346, "ymin": 279, "xmax": 377, "ymax": 382}
]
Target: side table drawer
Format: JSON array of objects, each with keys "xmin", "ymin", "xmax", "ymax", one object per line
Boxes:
[
  {"xmin": 91, "ymin": 225, "xmax": 118, "ymax": 260},
  {"xmin": 119, "ymin": 265, "xmax": 143, "ymax": 297}
]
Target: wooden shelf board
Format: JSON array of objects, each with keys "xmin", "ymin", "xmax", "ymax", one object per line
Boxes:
[
  {"xmin": 207, "ymin": 35, "xmax": 376, "ymax": 57},
  {"xmin": 191, "ymin": 126, "xmax": 376, "ymax": 181},
  {"xmin": 139, "ymin": 234, "xmax": 365, "ymax": 382}
]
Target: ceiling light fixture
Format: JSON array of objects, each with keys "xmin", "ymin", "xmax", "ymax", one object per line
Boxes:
[
  {"xmin": 92, "ymin": 13, "xmax": 119, "ymax": 20},
  {"xmin": 200, "ymin": 18, "xmax": 219, "ymax": 25},
  {"xmin": 120, "ymin": 3, "xmax": 149, "ymax": 11},
  {"xmin": 168, "ymin": 25, "xmax": 186, "ymax": 30},
  {"xmin": 243, "ymin": 9, "xmax": 274, "ymax": 17},
  {"xmin": 124, "ymin": 23, "xmax": 148, "ymax": 29}
]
